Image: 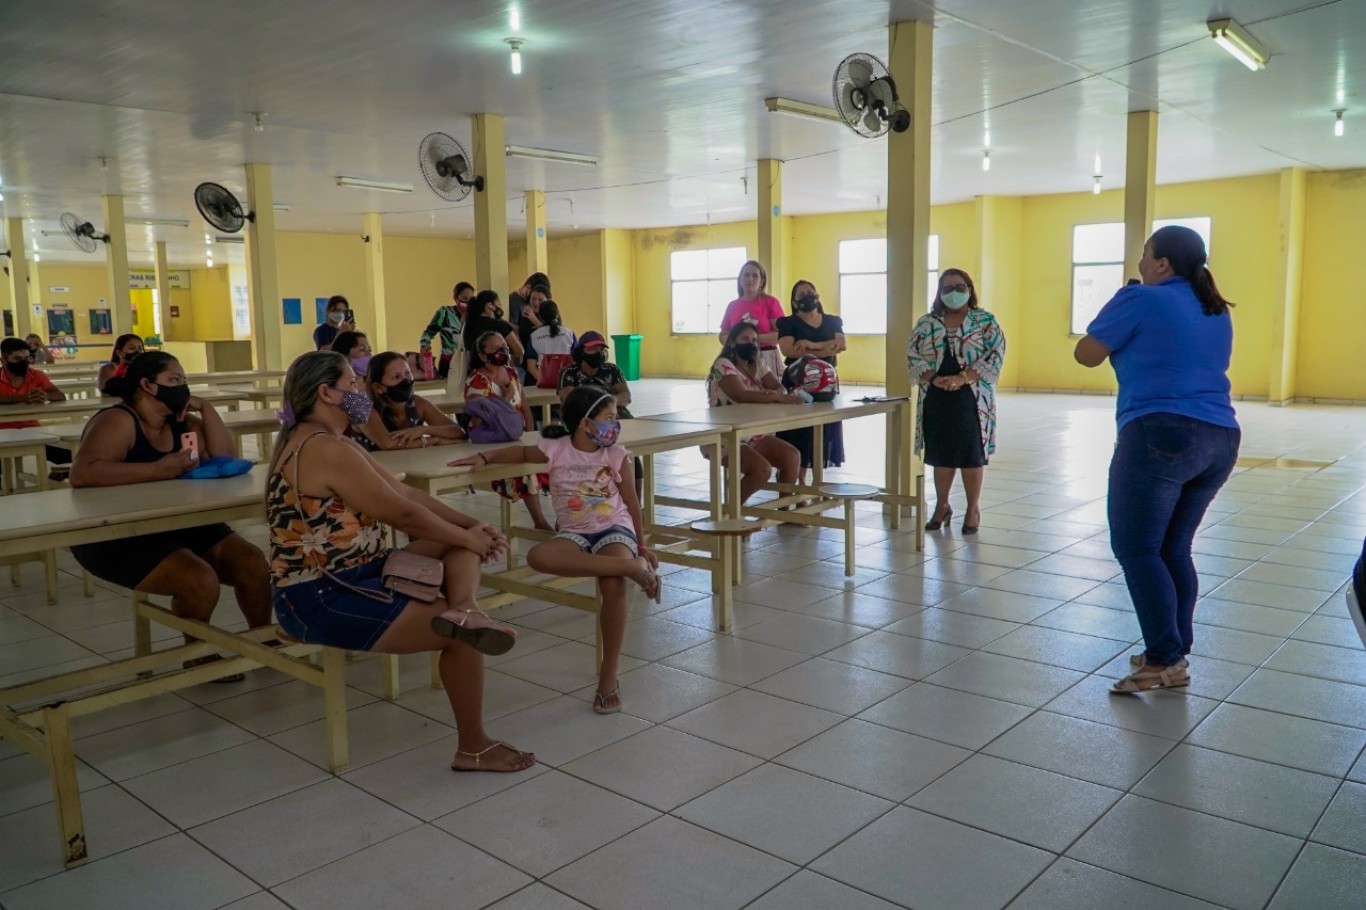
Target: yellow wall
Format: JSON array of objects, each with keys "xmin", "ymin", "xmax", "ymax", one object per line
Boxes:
[
  {"xmin": 188, "ymin": 266, "xmax": 234, "ymax": 340},
  {"xmin": 382, "ymin": 235, "xmax": 476, "ymax": 353},
  {"xmin": 603, "ymin": 228, "xmax": 634, "ymax": 340},
  {"xmin": 1298, "ymin": 169, "xmax": 1366, "ymax": 400},
  {"xmin": 1015, "ymin": 175, "xmax": 1279, "ymax": 396},
  {"xmin": 276, "ymin": 232, "xmax": 369, "ymax": 359}
]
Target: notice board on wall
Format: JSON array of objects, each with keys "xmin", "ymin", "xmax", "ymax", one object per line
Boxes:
[{"xmin": 282, "ymin": 298, "xmax": 302, "ymax": 325}]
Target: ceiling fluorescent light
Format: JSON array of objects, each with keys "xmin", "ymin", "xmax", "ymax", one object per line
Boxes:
[
  {"xmin": 1334, "ymin": 109, "xmax": 1346, "ymax": 137},
  {"xmin": 335, "ymin": 176, "xmax": 413, "ymax": 193},
  {"xmin": 765, "ymin": 97, "xmax": 843, "ymax": 125},
  {"xmin": 127, "ymin": 217, "xmax": 190, "ymax": 227},
  {"xmin": 1207, "ymin": 18, "xmax": 1268, "ymax": 71},
  {"xmin": 505, "ymin": 38, "xmax": 524, "ymax": 75},
  {"xmin": 214, "ymin": 235, "xmax": 245, "ymax": 244},
  {"xmin": 505, "ymin": 145, "xmax": 598, "ymax": 167},
  {"xmin": 273, "ymin": 203, "xmax": 291, "ymax": 212}
]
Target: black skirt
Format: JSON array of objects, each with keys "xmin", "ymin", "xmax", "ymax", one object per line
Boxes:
[
  {"xmin": 922, "ymin": 348, "xmax": 987, "ymax": 468},
  {"xmin": 776, "ymin": 423, "xmax": 845, "ymax": 470}
]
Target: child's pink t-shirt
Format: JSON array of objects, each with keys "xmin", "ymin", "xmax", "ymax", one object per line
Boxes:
[
  {"xmin": 720, "ymin": 295, "xmax": 786, "ymax": 346},
  {"xmin": 537, "ymin": 436, "xmax": 634, "ymax": 534}
]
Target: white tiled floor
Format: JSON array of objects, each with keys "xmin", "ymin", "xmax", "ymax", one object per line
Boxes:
[{"xmin": 2, "ymin": 384, "xmax": 1365, "ymax": 909}]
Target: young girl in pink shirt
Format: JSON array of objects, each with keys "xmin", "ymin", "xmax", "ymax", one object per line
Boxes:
[{"xmin": 451, "ymin": 386, "xmax": 660, "ymax": 715}]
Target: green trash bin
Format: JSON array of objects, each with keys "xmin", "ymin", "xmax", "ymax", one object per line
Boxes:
[{"xmin": 611, "ymin": 333, "xmax": 643, "ymax": 381}]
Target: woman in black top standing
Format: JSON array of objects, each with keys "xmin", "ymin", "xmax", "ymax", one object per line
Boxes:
[
  {"xmin": 775, "ymin": 280, "xmax": 847, "ymax": 481},
  {"xmin": 461, "ymin": 290, "xmax": 523, "ymax": 379},
  {"xmin": 70, "ymin": 352, "xmax": 272, "ymax": 676}
]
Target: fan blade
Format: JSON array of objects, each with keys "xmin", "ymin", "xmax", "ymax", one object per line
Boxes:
[
  {"xmin": 863, "ymin": 109, "xmax": 882, "ymax": 134},
  {"xmin": 840, "ymin": 82, "xmax": 861, "ymax": 113},
  {"xmin": 847, "ymin": 59, "xmax": 873, "ymax": 88}
]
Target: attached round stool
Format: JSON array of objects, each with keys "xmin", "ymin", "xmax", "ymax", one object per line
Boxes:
[
  {"xmin": 819, "ymin": 483, "xmax": 881, "ymax": 576},
  {"xmin": 689, "ymin": 517, "xmax": 765, "ymax": 631}
]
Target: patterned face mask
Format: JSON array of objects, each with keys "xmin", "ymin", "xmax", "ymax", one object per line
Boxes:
[
  {"xmin": 587, "ymin": 419, "xmax": 621, "ymax": 447},
  {"xmin": 334, "ymin": 387, "xmax": 373, "ymax": 425}
]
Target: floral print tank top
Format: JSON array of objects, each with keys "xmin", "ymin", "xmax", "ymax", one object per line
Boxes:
[{"xmin": 267, "ymin": 433, "xmax": 386, "ymax": 585}]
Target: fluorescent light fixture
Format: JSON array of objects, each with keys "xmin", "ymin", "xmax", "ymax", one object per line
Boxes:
[
  {"xmin": 273, "ymin": 203, "xmax": 291, "ymax": 212},
  {"xmin": 127, "ymin": 217, "xmax": 190, "ymax": 227},
  {"xmin": 509, "ymin": 7, "xmax": 520, "ymax": 30},
  {"xmin": 335, "ymin": 176, "xmax": 413, "ymax": 193},
  {"xmin": 214, "ymin": 235, "xmax": 244, "ymax": 244},
  {"xmin": 506, "ymin": 38, "xmax": 524, "ymax": 75},
  {"xmin": 1093, "ymin": 175, "xmax": 1102, "ymax": 195},
  {"xmin": 764, "ymin": 97, "xmax": 842, "ymax": 125},
  {"xmin": 505, "ymin": 145, "xmax": 598, "ymax": 167},
  {"xmin": 1208, "ymin": 18, "xmax": 1268, "ymax": 71},
  {"xmin": 0, "ymin": 192, "xmax": 4, "ymax": 202},
  {"xmin": 33, "ymin": 253, "xmax": 39, "ymax": 261},
  {"xmin": 1334, "ymin": 109, "xmax": 1346, "ymax": 137},
  {"xmin": 982, "ymin": 149, "xmax": 991, "ymax": 172}
]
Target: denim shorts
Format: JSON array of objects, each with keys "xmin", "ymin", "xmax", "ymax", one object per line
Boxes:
[
  {"xmin": 556, "ymin": 524, "xmax": 638, "ymax": 556},
  {"xmin": 273, "ymin": 555, "xmax": 411, "ymax": 652}
]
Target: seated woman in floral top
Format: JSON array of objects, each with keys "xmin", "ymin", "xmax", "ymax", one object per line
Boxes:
[
  {"xmin": 706, "ymin": 322, "xmax": 803, "ymax": 503},
  {"xmin": 464, "ymin": 330, "xmax": 552, "ymax": 530}
]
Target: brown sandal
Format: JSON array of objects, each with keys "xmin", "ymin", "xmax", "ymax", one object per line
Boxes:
[
  {"xmin": 430, "ymin": 610, "xmax": 517, "ymax": 656},
  {"xmin": 593, "ymin": 688, "xmax": 622, "ymax": 715},
  {"xmin": 450, "ymin": 741, "xmax": 535, "ymax": 773},
  {"xmin": 1111, "ymin": 664, "xmax": 1190, "ymax": 694}
]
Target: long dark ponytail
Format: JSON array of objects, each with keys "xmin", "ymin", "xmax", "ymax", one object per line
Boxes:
[
  {"xmin": 1149, "ymin": 225, "xmax": 1233, "ymax": 317},
  {"xmin": 462, "ymin": 290, "xmax": 501, "ymax": 353},
  {"xmin": 543, "ymin": 386, "xmax": 614, "ymax": 439},
  {"xmin": 539, "ymin": 300, "xmax": 563, "ymax": 337}
]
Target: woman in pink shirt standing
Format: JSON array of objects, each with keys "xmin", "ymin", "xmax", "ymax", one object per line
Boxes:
[{"xmin": 719, "ymin": 259, "xmax": 786, "ymax": 379}]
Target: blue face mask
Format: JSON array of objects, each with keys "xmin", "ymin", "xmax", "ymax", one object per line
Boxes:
[{"xmin": 587, "ymin": 419, "xmax": 621, "ymax": 447}]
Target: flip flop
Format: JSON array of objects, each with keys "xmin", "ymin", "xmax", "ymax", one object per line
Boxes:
[
  {"xmin": 430, "ymin": 610, "xmax": 518, "ymax": 656},
  {"xmin": 593, "ymin": 688, "xmax": 622, "ymax": 715},
  {"xmin": 450, "ymin": 741, "xmax": 535, "ymax": 773}
]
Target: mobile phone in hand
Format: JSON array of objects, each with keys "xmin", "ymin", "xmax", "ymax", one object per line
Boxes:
[
  {"xmin": 344, "ymin": 309, "xmax": 355, "ymax": 324},
  {"xmin": 181, "ymin": 432, "xmax": 199, "ymax": 461}
]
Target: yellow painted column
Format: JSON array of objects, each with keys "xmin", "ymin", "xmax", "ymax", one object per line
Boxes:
[
  {"xmin": 1269, "ymin": 167, "xmax": 1306, "ymax": 405},
  {"xmin": 244, "ymin": 163, "xmax": 284, "ymax": 370},
  {"xmin": 363, "ymin": 212, "xmax": 389, "ymax": 352},
  {"xmin": 972, "ymin": 196, "xmax": 1023, "ymax": 389},
  {"xmin": 102, "ymin": 195, "xmax": 134, "ymax": 334},
  {"xmin": 1123, "ymin": 110, "xmax": 1158, "ymax": 281},
  {"xmin": 525, "ymin": 190, "xmax": 548, "ymax": 275},
  {"xmin": 472, "ymin": 114, "xmax": 509, "ymax": 295},
  {"xmin": 153, "ymin": 241, "xmax": 172, "ymax": 340},
  {"xmin": 886, "ymin": 19, "xmax": 932, "ymax": 518},
  {"xmin": 756, "ymin": 159, "xmax": 784, "ymax": 297},
  {"xmin": 5, "ymin": 218, "xmax": 35, "ymax": 338}
]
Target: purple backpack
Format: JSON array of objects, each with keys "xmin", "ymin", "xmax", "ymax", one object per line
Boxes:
[{"xmin": 465, "ymin": 396, "xmax": 524, "ymax": 443}]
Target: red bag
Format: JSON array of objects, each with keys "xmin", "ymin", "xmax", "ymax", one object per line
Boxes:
[{"xmin": 537, "ymin": 353, "xmax": 572, "ymax": 389}]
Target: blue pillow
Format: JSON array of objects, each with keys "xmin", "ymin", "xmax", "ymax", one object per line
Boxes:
[{"xmin": 184, "ymin": 456, "xmax": 254, "ymax": 479}]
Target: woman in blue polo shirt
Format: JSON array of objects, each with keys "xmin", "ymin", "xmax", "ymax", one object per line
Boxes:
[{"xmin": 1075, "ymin": 225, "xmax": 1240, "ymax": 694}]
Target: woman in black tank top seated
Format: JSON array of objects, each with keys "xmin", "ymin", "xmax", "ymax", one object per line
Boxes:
[
  {"xmin": 70, "ymin": 352, "xmax": 272, "ymax": 679},
  {"xmin": 355, "ymin": 352, "xmax": 466, "ymax": 451}
]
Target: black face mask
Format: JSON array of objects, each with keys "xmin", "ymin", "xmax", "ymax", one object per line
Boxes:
[
  {"xmin": 5, "ymin": 360, "xmax": 30, "ymax": 377},
  {"xmin": 583, "ymin": 351, "xmax": 607, "ymax": 368},
  {"xmin": 796, "ymin": 295, "xmax": 819, "ymax": 313},
  {"xmin": 486, "ymin": 350, "xmax": 510, "ymax": 367},
  {"xmin": 383, "ymin": 379, "xmax": 414, "ymax": 402},
  {"xmin": 153, "ymin": 382, "xmax": 192, "ymax": 413},
  {"xmin": 733, "ymin": 343, "xmax": 759, "ymax": 363}
]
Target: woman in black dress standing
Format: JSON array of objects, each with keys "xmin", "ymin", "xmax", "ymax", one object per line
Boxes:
[
  {"xmin": 907, "ymin": 269, "xmax": 1006, "ymax": 535},
  {"xmin": 776, "ymin": 280, "xmax": 847, "ymax": 483}
]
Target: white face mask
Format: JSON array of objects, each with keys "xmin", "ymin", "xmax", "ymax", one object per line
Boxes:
[
  {"xmin": 942, "ymin": 290, "xmax": 971, "ymax": 311},
  {"xmin": 329, "ymin": 311, "xmax": 345, "ymax": 325}
]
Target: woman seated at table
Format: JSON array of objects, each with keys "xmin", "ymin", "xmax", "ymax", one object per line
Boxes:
[
  {"xmin": 466, "ymin": 331, "xmax": 552, "ymax": 531},
  {"xmin": 356, "ymin": 352, "xmax": 467, "ymax": 451},
  {"xmin": 776, "ymin": 280, "xmax": 847, "ymax": 483},
  {"xmin": 269, "ymin": 350, "xmax": 533, "ymax": 773},
  {"xmin": 97, "ymin": 334, "xmax": 144, "ymax": 395},
  {"xmin": 706, "ymin": 322, "xmax": 803, "ymax": 503},
  {"xmin": 331, "ymin": 331, "xmax": 372, "ymax": 375},
  {"xmin": 70, "ymin": 351, "xmax": 272, "ymax": 677}
]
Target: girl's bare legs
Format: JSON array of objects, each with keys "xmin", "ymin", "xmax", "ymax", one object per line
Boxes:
[
  {"xmin": 592, "ymin": 542, "xmax": 635, "ymax": 709},
  {"xmin": 521, "ymin": 490, "xmax": 553, "ymax": 531},
  {"xmin": 526, "ymin": 538, "xmax": 656, "ymax": 595}
]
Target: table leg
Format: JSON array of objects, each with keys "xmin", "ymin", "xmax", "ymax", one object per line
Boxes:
[
  {"xmin": 2, "ymin": 456, "xmax": 14, "ymax": 494},
  {"xmin": 726, "ymin": 430, "xmax": 743, "ymax": 585},
  {"xmin": 321, "ymin": 647, "xmax": 350, "ymax": 772},
  {"xmin": 642, "ymin": 453, "xmax": 655, "ymax": 527},
  {"xmin": 915, "ymin": 472, "xmax": 926, "ymax": 552},
  {"xmin": 43, "ymin": 704, "xmax": 88, "ymax": 868},
  {"xmin": 812, "ymin": 423, "xmax": 825, "ymax": 486},
  {"xmin": 844, "ymin": 498, "xmax": 857, "ymax": 577},
  {"xmin": 717, "ymin": 536, "xmax": 733, "ymax": 632}
]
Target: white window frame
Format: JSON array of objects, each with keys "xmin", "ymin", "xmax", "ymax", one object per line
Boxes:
[
  {"xmin": 669, "ymin": 246, "xmax": 749, "ymax": 335},
  {"xmin": 836, "ymin": 235, "xmax": 939, "ymax": 335},
  {"xmin": 1070, "ymin": 217, "xmax": 1212, "ymax": 335}
]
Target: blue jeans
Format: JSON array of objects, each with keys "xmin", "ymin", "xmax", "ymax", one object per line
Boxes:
[{"xmin": 1108, "ymin": 413, "xmax": 1240, "ymax": 665}]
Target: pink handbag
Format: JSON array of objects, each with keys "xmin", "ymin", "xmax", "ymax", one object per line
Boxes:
[{"xmin": 380, "ymin": 550, "xmax": 444, "ymax": 602}]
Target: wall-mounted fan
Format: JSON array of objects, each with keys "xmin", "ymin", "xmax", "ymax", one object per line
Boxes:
[
  {"xmin": 832, "ymin": 53, "xmax": 911, "ymax": 138},
  {"xmin": 60, "ymin": 212, "xmax": 111, "ymax": 253},
  {"xmin": 193, "ymin": 182, "xmax": 255, "ymax": 233},
  {"xmin": 419, "ymin": 132, "xmax": 485, "ymax": 202}
]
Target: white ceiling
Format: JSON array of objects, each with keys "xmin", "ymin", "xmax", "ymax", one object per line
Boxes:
[{"xmin": 0, "ymin": 0, "xmax": 1360, "ymax": 267}]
